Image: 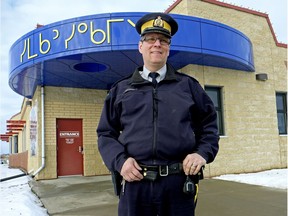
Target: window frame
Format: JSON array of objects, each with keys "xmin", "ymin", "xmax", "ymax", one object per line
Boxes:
[
  {"xmin": 276, "ymin": 92, "xmax": 287, "ymax": 135},
  {"xmin": 205, "ymin": 86, "xmax": 224, "ymax": 136}
]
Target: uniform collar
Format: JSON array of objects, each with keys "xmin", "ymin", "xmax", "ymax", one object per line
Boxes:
[
  {"xmin": 130, "ymin": 64, "xmax": 178, "ymax": 85},
  {"xmin": 142, "ymin": 65, "xmax": 166, "ymax": 82}
]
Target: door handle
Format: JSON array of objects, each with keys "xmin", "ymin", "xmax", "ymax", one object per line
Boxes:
[{"xmin": 78, "ymin": 146, "xmax": 83, "ymax": 153}]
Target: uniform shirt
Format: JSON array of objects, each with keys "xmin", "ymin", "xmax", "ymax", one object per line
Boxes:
[{"xmin": 140, "ymin": 65, "xmax": 166, "ymax": 83}]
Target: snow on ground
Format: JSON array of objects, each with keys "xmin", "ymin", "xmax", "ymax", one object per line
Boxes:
[
  {"xmin": 214, "ymin": 168, "xmax": 287, "ymax": 189},
  {"xmin": 0, "ymin": 164, "xmax": 287, "ymax": 216},
  {"xmin": 0, "ymin": 164, "xmax": 48, "ymax": 216}
]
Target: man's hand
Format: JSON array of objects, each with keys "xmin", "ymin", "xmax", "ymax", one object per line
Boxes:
[
  {"xmin": 183, "ymin": 153, "xmax": 206, "ymax": 175},
  {"xmin": 120, "ymin": 157, "xmax": 143, "ymax": 182}
]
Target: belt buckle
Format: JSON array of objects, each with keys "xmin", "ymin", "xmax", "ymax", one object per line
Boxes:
[{"xmin": 159, "ymin": 165, "xmax": 169, "ymax": 176}]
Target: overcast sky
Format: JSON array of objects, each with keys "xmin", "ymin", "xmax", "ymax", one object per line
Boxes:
[{"xmin": 0, "ymin": 0, "xmax": 287, "ymax": 154}]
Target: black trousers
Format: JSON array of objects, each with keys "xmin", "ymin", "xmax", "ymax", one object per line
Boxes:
[{"xmin": 118, "ymin": 174, "xmax": 199, "ymax": 216}]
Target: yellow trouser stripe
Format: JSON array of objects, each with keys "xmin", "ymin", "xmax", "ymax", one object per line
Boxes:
[{"xmin": 194, "ymin": 184, "xmax": 199, "ymax": 203}]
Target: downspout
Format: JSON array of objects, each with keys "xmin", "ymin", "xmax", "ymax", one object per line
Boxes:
[{"xmin": 32, "ymin": 86, "xmax": 45, "ymax": 178}]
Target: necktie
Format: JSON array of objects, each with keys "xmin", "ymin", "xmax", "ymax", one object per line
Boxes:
[{"xmin": 149, "ymin": 72, "xmax": 159, "ymax": 87}]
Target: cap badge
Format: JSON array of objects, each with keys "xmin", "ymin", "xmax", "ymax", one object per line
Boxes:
[{"xmin": 153, "ymin": 16, "xmax": 164, "ymax": 28}]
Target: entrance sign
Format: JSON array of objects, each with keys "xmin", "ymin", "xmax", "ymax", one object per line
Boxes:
[
  {"xmin": 59, "ymin": 131, "xmax": 80, "ymax": 138},
  {"xmin": 59, "ymin": 131, "xmax": 80, "ymax": 145}
]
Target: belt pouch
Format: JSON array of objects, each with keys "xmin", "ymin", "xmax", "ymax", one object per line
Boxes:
[{"xmin": 143, "ymin": 170, "xmax": 158, "ymax": 181}]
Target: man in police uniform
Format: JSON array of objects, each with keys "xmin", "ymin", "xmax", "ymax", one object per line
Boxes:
[{"xmin": 97, "ymin": 12, "xmax": 219, "ymax": 216}]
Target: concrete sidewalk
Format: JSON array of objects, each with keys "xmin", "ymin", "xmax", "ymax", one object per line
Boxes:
[{"xmin": 30, "ymin": 176, "xmax": 287, "ymax": 216}]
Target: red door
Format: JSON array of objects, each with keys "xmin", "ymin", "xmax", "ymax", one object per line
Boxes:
[{"xmin": 57, "ymin": 119, "xmax": 83, "ymax": 176}]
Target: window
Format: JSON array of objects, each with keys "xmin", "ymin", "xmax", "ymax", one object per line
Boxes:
[
  {"xmin": 14, "ymin": 135, "xmax": 18, "ymax": 153},
  {"xmin": 22, "ymin": 125, "xmax": 26, "ymax": 151},
  {"xmin": 276, "ymin": 93, "xmax": 287, "ymax": 134},
  {"xmin": 205, "ymin": 87, "xmax": 224, "ymax": 135}
]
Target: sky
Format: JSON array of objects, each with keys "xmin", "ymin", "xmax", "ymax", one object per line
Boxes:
[
  {"xmin": 1, "ymin": 164, "xmax": 287, "ymax": 215},
  {"xmin": 0, "ymin": 0, "xmax": 287, "ymax": 154}
]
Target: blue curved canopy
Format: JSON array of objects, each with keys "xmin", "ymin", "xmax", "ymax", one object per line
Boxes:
[{"xmin": 9, "ymin": 12, "xmax": 254, "ymax": 98}]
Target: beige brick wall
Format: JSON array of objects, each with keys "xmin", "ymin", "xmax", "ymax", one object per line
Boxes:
[
  {"xmin": 9, "ymin": 150, "xmax": 28, "ymax": 172},
  {"xmin": 31, "ymin": 86, "xmax": 109, "ymax": 179},
  {"xmin": 279, "ymin": 136, "xmax": 287, "ymax": 167},
  {"xmin": 170, "ymin": 0, "xmax": 287, "ymax": 177}
]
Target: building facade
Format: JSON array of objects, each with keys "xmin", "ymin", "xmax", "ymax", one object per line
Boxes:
[{"xmin": 1, "ymin": 0, "xmax": 286, "ymax": 180}]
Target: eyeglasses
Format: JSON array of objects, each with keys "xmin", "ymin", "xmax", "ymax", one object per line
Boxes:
[{"xmin": 141, "ymin": 36, "xmax": 171, "ymax": 45}]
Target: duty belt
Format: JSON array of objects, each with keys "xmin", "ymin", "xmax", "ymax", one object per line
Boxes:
[{"xmin": 140, "ymin": 163, "xmax": 183, "ymax": 181}]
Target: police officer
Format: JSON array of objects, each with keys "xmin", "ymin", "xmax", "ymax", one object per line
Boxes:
[{"xmin": 97, "ymin": 12, "xmax": 219, "ymax": 216}]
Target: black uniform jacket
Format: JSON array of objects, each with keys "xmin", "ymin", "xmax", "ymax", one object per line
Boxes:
[{"xmin": 97, "ymin": 64, "xmax": 219, "ymax": 173}]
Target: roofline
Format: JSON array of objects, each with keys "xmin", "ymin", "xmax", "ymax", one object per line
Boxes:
[
  {"xmin": 9, "ymin": 112, "xmax": 21, "ymax": 120},
  {"xmin": 165, "ymin": 0, "xmax": 287, "ymax": 48}
]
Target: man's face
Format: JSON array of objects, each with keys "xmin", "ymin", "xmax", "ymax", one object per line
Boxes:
[{"xmin": 138, "ymin": 33, "xmax": 170, "ymax": 69}]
